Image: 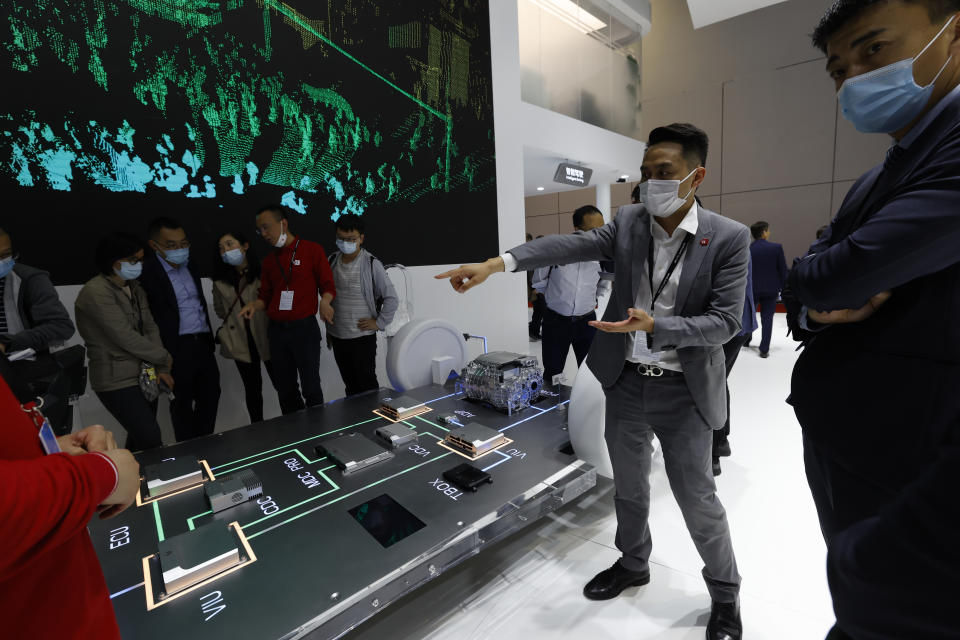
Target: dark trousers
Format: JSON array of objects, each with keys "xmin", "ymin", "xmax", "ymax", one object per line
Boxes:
[
  {"xmin": 755, "ymin": 293, "xmax": 778, "ymax": 354},
  {"xmin": 541, "ymin": 308, "xmax": 596, "ymax": 384},
  {"xmin": 330, "ymin": 334, "xmax": 379, "ymax": 397},
  {"xmin": 268, "ymin": 316, "xmax": 324, "ymax": 414},
  {"xmin": 169, "ymin": 333, "xmax": 221, "ymax": 443},
  {"xmin": 530, "ymin": 294, "xmax": 546, "ymax": 336},
  {"xmin": 714, "ymin": 332, "xmax": 750, "ymax": 451},
  {"xmin": 96, "ymin": 386, "xmax": 162, "ymax": 452},
  {"xmin": 234, "ymin": 330, "xmax": 278, "ymax": 423}
]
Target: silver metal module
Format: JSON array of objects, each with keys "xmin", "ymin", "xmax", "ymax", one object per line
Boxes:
[{"xmin": 205, "ymin": 469, "xmax": 263, "ymax": 513}]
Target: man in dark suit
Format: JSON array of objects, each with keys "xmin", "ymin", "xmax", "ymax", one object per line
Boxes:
[
  {"xmin": 787, "ymin": 2, "xmax": 960, "ymax": 638},
  {"xmin": 748, "ymin": 221, "xmax": 786, "ymax": 358},
  {"xmin": 141, "ymin": 217, "xmax": 220, "ymax": 442},
  {"xmin": 439, "ymin": 123, "xmax": 750, "ymax": 640}
]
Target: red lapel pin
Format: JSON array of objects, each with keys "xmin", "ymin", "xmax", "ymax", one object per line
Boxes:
[{"xmin": 700, "ymin": 238, "xmax": 710, "ymax": 247}]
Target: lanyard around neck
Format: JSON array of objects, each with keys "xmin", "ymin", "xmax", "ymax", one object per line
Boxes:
[
  {"xmin": 647, "ymin": 233, "xmax": 692, "ymax": 311},
  {"xmin": 274, "ymin": 239, "xmax": 300, "ymax": 290}
]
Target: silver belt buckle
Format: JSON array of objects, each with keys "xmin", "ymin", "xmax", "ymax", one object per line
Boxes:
[{"xmin": 637, "ymin": 363, "xmax": 664, "ymax": 377}]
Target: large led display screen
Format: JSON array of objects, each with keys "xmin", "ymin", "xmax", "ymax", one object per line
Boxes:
[{"xmin": 1, "ymin": 0, "xmax": 497, "ymax": 282}]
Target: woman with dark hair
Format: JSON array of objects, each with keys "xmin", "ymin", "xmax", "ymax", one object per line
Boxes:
[
  {"xmin": 75, "ymin": 233, "xmax": 172, "ymax": 451},
  {"xmin": 212, "ymin": 231, "xmax": 276, "ymax": 423}
]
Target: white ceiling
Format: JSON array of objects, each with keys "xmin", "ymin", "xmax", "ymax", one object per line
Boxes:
[
  {"xmin": 685, "ymin": 0, "xmax": 789, "ymax": 29},
  {"xmin": 523, "ymin": 146, "xmax": 643, "ymax": 197}
]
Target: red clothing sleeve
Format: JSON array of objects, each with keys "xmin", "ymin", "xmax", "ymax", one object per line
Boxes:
[
  {"xmin": 0, "ymin": 375, "xmax": 122, "ymax": 639},
  {"xmin": 314, "ymin": 243, "xmax": 336, "ymax": 299},
  {"xmin": 0, "ymin": 452, "xmax": 116, "ymax": 579},
  {"xmin": 259, "ymin": 253, "xmax": 277, "ymax": 306}
]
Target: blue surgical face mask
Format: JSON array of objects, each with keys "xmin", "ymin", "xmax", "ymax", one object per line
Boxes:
[
  {"xmin": 115, "ymin": 261, "xmax": 142, "ymax": 281},
  {"xmin": 163, "ymin": 247, "xmax": 190, "ymax": 265},
  {"xmin": 336, "ymin": 239, "xmax": 358, "ymax": 255},
  {"xmin": 222, "ymin": 248, "xmax": 245, "ymax": 266},
  {"xmin": 838, "ymin": 17, "xmax": 956, "ymax": 134},
  {"xmin": 0, "ymin": 257, "xmax": 14, "ymax": 279}
]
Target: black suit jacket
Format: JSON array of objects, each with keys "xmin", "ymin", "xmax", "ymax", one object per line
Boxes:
[
  {"xmin": 139, "ymin": 254, "xmax": 214, "ymax": 354},
  {"xmin": 787, "ymin": 89, "xmax": 960, "ymax": 637},
  {"xmin": 749, "ymin": 238, "xmax": 787, "ymax": 297}
]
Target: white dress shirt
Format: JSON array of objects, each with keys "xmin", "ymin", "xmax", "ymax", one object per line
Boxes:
[
  {"xmin": 626, "ymin": 203, "xmax": 700, "ymax": 371},
  {"xmin": 532, "ymin": 261, "xmax": 608, "ymax": 317}
]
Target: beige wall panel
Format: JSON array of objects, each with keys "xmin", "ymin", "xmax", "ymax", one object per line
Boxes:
[
  {"xmin": 722, "ymin": 61, "xmax": 837, "ymax": 193},
  {"xmin": 640, "ymin": 83, "xmax": 724, "ymax": 197},
  {"xmin": 833, "ymin": 110, "xmax": 891, "ymax": 181},
  {"xmin": 721, "ymin": 183, "xmax": 832, "ymax": 264},
  {"xmin": 526, "ymin": 214, "xmax": 559, "ymax": 238},
  {"xmin": 557, "ymin": 185, "xmax": 596, "ymax": 212},
  {"xmin": 525, "ymin": 192, "xmax": 559, "ymax": 217}
]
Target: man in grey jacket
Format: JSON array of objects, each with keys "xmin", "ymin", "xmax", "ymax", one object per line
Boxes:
[
  {"xmin": 438, "ymin": 123, "xmax": 750, "ymax": 640},
  {"xmin": 0, "ymin": 228, "xmax": 74, "ymax": 357},
  {"xmin": 327, "ymin": 214, "xmax": 399, "ymax": 397}
]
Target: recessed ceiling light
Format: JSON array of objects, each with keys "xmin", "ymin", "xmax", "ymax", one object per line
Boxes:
[
  {"xmin": 536, "ymin": 187, "xmax": 545, "ymax": 191},
  {"xmin": 620, "ymin": 175, "xmax": 629, "ymax": 179}
]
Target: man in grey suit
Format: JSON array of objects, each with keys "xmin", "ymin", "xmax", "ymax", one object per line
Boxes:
[{"xmin": 438, "ymin": 123, "xmax": 750, "ymax": 640}]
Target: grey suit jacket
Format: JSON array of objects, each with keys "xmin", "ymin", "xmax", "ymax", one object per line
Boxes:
[{"xmin": 509, "ymin": 204, "xmax": 751, "ymax": 428}]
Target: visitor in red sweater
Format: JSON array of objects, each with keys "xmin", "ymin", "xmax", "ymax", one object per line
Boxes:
[
  {"xmin": 0, "ymin": 371, "xmax": 140, "ymax": 639},
  {"xmin": 239, "ymin": 205, "xmax": 336, "ymax": 415}
]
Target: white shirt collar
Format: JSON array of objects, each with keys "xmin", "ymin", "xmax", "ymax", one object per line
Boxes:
[{"xmin": 651, "ymin": 201, "xmax": 699, "ymax": 240}]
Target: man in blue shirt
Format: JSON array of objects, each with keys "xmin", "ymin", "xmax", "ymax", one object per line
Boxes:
[
  {"xmin": 141, "ymin": 218, "xmax": 221, "ymax": 443},
  {"xmin": 531, "ymin": 206, "xmax": 609, "ymax": 385}
]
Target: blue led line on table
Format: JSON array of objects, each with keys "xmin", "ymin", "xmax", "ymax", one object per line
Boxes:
[
  {"xmin": 110, "ymin": 582, "xmax": 145, "ymax": 600},
  {"xmin": 499, "ymin": 400, "xmax": 569, "ymax": 433},
  {"xmin": 481, "ymin": 449, "xmax": 513, "ymax": 472}
]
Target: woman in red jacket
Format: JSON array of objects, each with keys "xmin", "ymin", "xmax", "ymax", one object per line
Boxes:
[{"xmin": 0, "ymin": 364, "xmax": 140, "ymax": 639}]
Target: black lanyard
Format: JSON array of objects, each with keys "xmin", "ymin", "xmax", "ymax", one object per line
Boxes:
[
  {"xmin": 647, "ymin": 234, "xmax": 692, "ymax": 311},
  {"xmin": 274, "ymin": 240, "xmax": 300, "ymax": 290}
]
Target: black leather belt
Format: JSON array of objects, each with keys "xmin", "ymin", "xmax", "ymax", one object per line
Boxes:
[
  {"xmin": 178, "ymin": 332, "xmax": 213, "ymax": 341},
  {"xmin": 626, "ymin": 361, "xmax": 683, "ymax": 378},
  {"xmin": 545, "ymin": 307, "xmax": 595, "ymax": 322}
]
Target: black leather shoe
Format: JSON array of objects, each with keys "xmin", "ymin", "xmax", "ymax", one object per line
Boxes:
[
  {"xmin": 707, "ymin": 600, "xmax": 742, "ymax": 640},
  {"xmin": 714, "ymin": 438, "xmax": 732, "ymax": 458},
  {"xmin": 759, "ymin": 351, "xmax": 769, "ymax": 359},
  {"xmin": 712, "ymin": 458, "xmax": 722, "ymax": 476},
  {"xmin": 583, "ymin": 562, "xmax": 650, "ymax": 600}
]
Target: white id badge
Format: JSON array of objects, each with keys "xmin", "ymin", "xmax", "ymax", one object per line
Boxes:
[
  {"xmin": 279, "ymin": 290, "xmax": 294, "ymax": 311},
  {"xmin": 38, "ymin": 419, "xmax": 61, "ymax": 455},
  {"xmin": 632, "ymin": 330, "xmax": 664, "ymax": 362}
]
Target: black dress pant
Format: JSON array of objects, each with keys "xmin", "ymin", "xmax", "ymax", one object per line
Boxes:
[
  {"xmin": 530, "ymin": 294, "xmax": 546, "ymax": 336},
  {"xmin": 330, "ymin": 334, "xmax": 379, "ymax": 397},
  {"xmin": 96, "ymin": 385, "xmax": 162, "ymax": 452},
  {"xmin": 169, "ymin": 333, "xmax": 221, "ymax": 442},
  {"xmin": 715, "ymin": 332, "xmax": 751, "ymax": 450},
  {"xmin": 233, "ymin": 328, "xmax": 278, "ymax": 423},
  {"xmin": 268, "ymin": 316, "xmax": 324, "ymax": 415},
  {"xmin": 541, "ymin": 308, "xmax": 596, "ymax": 384},
  {"xmin": 755, "ymin": 293, "xmax": 778, "ymax": 354}
]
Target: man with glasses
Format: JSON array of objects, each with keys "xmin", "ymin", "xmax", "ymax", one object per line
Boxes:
[
  {"xmin": 239, "ymin": 205, "xmax": 336, "ymax": 414},
  {"xmin": 141, "ymin": 217, "xmax": 220, "ymax": 442},
  {"xmin": 326, "ymin": 214, "xmax": 398, "ymax": 397},
  {"xmin": 0, "ymin": 228, "xmax": 75, "ymax": 431}
]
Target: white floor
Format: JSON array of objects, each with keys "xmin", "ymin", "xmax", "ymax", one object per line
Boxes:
[{"xmin": 345, "ymin": 314, "xmax": 836, "ymax": 640}]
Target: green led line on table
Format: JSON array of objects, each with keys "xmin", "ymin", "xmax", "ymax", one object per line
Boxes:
[
  {"xmin": 212, "ymin": 417, "xmax": 382, "ymax": 472},
  {"xmin": 187, "ymin": 509, "xmax": 213, "ymax": 531},
  {"xmin": 153, "ymin": 501, "xmax": 165, "ymax": 542},
  {"xmin": 240, "ymin": 464, "xmax": 341, "ymax": 531},
  {"xmin": 214, "ymin": 448, "xmax": 328, "ymax": 476},
  {"xmin": 263, "ymin": 0, "xmax": 448, "ymax": 122},
  {"xmin": 414, "ymin": 415, "xmax": 449, "ymax": 432},
  {"xmin": 245, "ymin": 453, "xmax": 452, "ymax": 540}
]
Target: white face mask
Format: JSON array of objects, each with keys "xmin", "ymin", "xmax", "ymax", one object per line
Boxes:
[
  {"xmin": 274, "ymin": 221, "xmax": 288, "ymax": 248},
  {"xmin": 636, "ymin": 168, "xmax": 699, "ymax": 218}
]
